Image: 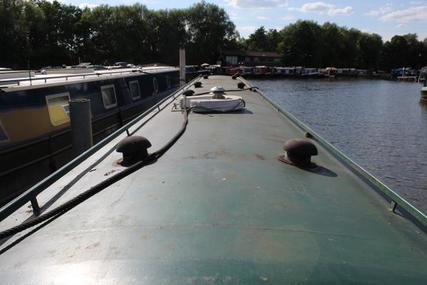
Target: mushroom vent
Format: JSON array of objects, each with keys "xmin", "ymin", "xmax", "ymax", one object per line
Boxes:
[
  {"xmin": 279, "ymin": 139, "xmax": 318, "ymax": 168},
  {"xmin": 210, "ymin": 86, "xmax": 226, "ymax": 99},
  {"xmin": 203, "ymin": 74, "xmax": 209, "ymax": 79},
  {"xmin": 194, "ymin": 81, "xmax": 202, "ymax": 88},
  {"xmin": 183, "ymin": 90, "xmax": 195, "ymax": 96},
  {"xmin": 116, "ymin": 136, "xmax": 152, "ymax": 166},
  {"xmin": 237, "ymin": 82, "xmax": 245, "ymax": 89},
  {"xmin": 231, "ymin": 73, "xmax": 240, "ymax": 80}
]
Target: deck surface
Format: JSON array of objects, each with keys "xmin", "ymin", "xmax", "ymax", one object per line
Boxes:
[{"xmin": 0, "ymin": 75, "xmax": 426, "ymax": 284}]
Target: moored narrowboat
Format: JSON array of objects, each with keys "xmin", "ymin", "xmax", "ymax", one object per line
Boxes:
[
  {"xmin": 0, "ymin": 75, "xmax": 425, "ymax": 284},
  {"xmin": 0, "ymin": 66, "xmax": 179, "ymax": 204}
]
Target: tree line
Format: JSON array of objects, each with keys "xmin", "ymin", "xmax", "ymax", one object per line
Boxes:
[
  {"xmin": 1, "ymin": 0, "xmax": 426, "ymax": 70},
  {"xmin": 245, "ymin": 23, "xmax": 427, "ymax": 70},
  {"xmin": 0, "ymin": 0, "xmax": 239, "ymax": 68}
]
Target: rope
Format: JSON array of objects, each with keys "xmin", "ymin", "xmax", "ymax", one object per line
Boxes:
[{"xmin": 0, "ymin": 109, "xmax": 189, "ymax": 240}]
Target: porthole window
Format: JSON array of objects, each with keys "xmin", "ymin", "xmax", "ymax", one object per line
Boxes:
[
  {"xmin": 0, "ymin": 120, "xmax": 9, "ymax": 142},
  {"xmin": 101, "ymin": 84, "xmax": 117, "ymax": 109},
  {"xmin": 129, "ymin": 80, "xmax": 141, "ymax": 100},
  {"xmin": 153, "ymin": 77, "xmax": 159, "ymax": 95},
  {"xmin": 45, "ymin": 92, "xmax": 71, "ymax": 126}
]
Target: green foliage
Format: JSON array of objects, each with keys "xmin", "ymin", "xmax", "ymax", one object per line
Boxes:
[
  {"xmin": 0, "ymin": 0, "xmax": 425, "ymax": 70},
  {"xmin": 185, "ymin": 1, "xmax": 238, "ymax": 64},
  {"xmin": 0, "ymin": 0, "xmax": 238, "ymax": 68},
  {"xmin": 278, "ymin": 21, "xmax": 322, "ymax": 67},
  {"xmin": 247, "ymin": 21, "xmax": 426, "ymax": 70},
  {"xmin": 245, "ymin": 27, "xmax": 280, "ymax": 52}
]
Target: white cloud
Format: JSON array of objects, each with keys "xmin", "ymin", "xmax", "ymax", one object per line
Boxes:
[
  {"xmin": 227, "ymin": 0, "xmax": 288, "ymax": 9},
  {"xmin": 328, "ymin": 6, "xmax": 353, "ymax": 16},
  {"xmin": 237, "ymin": 26, "xmax": 258, "ymax": 37},
  {"xmin": 281, "ymin": 15, "xmax": 295, "ymax": 21},
  {"xmin": 294, "ymin": 1, "xmax": 353, "ymax": 16},
  {"xmin": 380, "ymin": 5, "xmax": 427, "ymax": 24},
  {"xmin": 365, "ymin": 4, "xmax": 393, "ymax": 16},
  {"xmin": 78, "ymin": 3, "xmax": 99, "ymax": 9},
  {"xmin": 256, "ymin": 16, "xmax": 268, "ymax": 20},
  {"xmin": 300, "ymin": 2, "xmax": 332, "ymax": 13}
]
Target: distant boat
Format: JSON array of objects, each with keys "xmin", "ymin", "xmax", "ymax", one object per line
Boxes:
[
  {"xmin": 300, "ymin": 67, "xmax": 321, "ymax": 78},
  {"xmin": 421, "ymin": 79, "xmax": 427, "ymax": 103},
  {"xmin": 321, "ymin": 67, "xmax": 337, "ymax": 78},
  {"xmin": 392, "ymin": 67, "xmax": 417, "ymax": 82},
  {"xmin": 419, "ymin": 66, "xmax": 427, "ymax": 83}
]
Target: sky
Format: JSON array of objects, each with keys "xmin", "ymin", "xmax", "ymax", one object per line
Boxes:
[{"xmin": 61, "ymin": 0, "xmax": 427, "ymax": 41}]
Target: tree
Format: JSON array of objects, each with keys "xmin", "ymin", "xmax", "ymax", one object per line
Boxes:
[
  {"xmin": 278, "ymin": 21, "xmax": 322, "ymax": 66},
  {"xmin": 245, "ymin": 27, "xmax": 281, "ymax": 52},
  {"xmin": 359, "ymin": 33, "xmax": 383, "ymax": 69},
  {"xmin": 185, "ymin": 1, "xmax": 238, "ymax": 64},
  {"xmin": 246, "ymin": 27, "xmax": 269, "ymax": 51},
  {"xmin": 0, "ymin": 0, "xmax": 425, "ymax": 69},
  {"xmin": 0, "ymin": 0, "xmax": 27, "ymax": 68}
]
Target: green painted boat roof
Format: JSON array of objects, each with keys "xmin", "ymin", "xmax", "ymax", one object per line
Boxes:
[{"xmin": 0, "ymin": 75, "xmax": 426, "ymax": 284}]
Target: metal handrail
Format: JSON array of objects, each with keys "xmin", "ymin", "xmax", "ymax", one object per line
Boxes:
[
  {"xmin": 0, "ymin": 67, "xmax": 177, "ymax": 87},
  {"xmin": 0, "ymin": 77, "xmax": 197, "ymax": 222}
]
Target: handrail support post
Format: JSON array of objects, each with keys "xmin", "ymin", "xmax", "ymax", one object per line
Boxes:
[
  {"xmin": 390, "ymin": 201, "xmax": 397, "ymax": 213},
  {"xmin": 30, "ymin": 197, "xmax": 41, "ymax": 216}
]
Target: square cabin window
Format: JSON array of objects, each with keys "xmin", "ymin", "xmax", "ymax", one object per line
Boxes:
[
  {"xmin": 101, "ymin": 84, "xmax": 117, "ymax": 109},
  {"xmin": 45, "ymin": 92, "xmax": 70, "ymax": 126},
  {"xmin": 129, "ymin": 80, "xmax": 141, "ymax": 100}
]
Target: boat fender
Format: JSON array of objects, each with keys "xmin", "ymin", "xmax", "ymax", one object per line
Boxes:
[
  {"xmin": 116, "ymin": 136, "xmax": 152, "ymax": 166},
  {"xmin": 278, "ymin": 138, "xmax": 318, "ymax": 169}
]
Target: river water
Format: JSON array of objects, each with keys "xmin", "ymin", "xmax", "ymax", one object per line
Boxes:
[{"xmin": 253, "ymin": 78, "xmax": 427, "ymax": 214}]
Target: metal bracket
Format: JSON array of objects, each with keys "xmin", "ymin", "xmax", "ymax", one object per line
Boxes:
[
  {"xmin": 390, "ymin": 201, "xmax": 397, "ymax": 213},
  {"xmin": 30, "ymin": 197, "xmax": 41, "ymax": 216}
]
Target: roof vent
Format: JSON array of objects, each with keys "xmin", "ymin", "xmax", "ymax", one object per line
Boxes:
[
  {"xmin": 116, "ymin": 136, "xmax": 152, "ymax": 166},
  {"xmin": 183, "ymin": 89, "xmax": 195, "ymax": 96},
  {"xmin": 279, "ymin": 138, "xmax": 318, "ymax": 169},
  {"xmin": 237, "ymin": 82, "xmax": 245, "ymax": 89},
  {"xmin": 210, "ymin": 86, "xmax": 226, "ymax": 99}
]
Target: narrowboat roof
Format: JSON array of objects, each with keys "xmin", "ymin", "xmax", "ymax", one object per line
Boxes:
[
  {"xmin": 0, "ymin": 66, "xmax": 178, "ymax": 91},
  {"xmin": 0, "ymin": 75, "xmax": 426, "ymax": 284}
]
